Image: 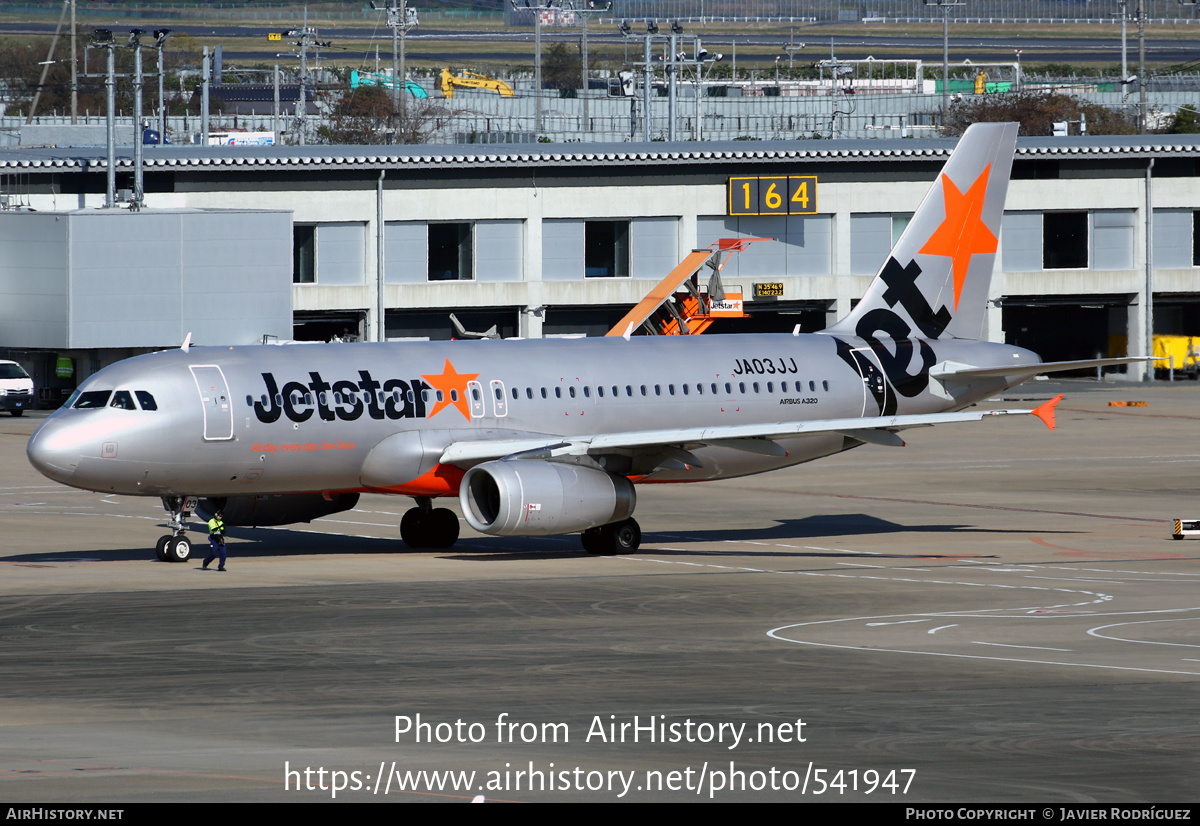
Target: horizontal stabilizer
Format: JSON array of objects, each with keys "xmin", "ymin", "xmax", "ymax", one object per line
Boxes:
[{"xmin": 931, "ymin": 357, "xmax": 1154, "ymax": 381}]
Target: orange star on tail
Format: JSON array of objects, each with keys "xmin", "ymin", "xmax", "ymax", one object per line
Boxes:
[
  {"xmin": 918, "ymin": 163, "xmax": 997, "ymax": 311},
  {"xmin": 421, "ymin": 359, "xmax": 479, "ymax": 421}
]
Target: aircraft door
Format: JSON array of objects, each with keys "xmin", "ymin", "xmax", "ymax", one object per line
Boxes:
[
  {"xmin": 490, "ymin": 380, "xmax": 508, "ymax": 417},
  {"xmin": 841, "ymin": 347, "xmax": 892, "ymax": 417},
  {"xmin": 189, "ymin": 364, "xmax": 234, "ymax": 441},
  {"xmin": 467, "ymin": 380, "xmax": 486, "ymax": 419},
  {"xmin": 849, "ymin": 347, "xmax": 893, "ymax": 417}
]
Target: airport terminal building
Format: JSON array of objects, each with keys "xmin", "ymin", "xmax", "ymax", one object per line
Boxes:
[{"xmin": 1, "ymin": 133, "xmax": 1198, "ymax": 398}]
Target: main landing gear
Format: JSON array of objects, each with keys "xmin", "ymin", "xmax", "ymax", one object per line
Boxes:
[
  {"xmin": 400, "ymin": 497, "xmax": 461, "ymax": 549},
  {"xmin": 580, "ymin": 518, "xmax": 641, "ymax": 555},
  {"xmin": 155, "ymin": 495, "xmax": 195, "ymax": 563}
]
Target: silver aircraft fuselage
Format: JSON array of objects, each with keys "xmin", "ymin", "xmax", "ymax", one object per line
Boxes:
[{"xmin": 27, "ymin": 332, "xmax": 1036, "ymax": 501}]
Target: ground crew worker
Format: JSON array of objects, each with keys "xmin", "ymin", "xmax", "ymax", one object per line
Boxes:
[{"xmin": 203, "ymin": 510, "xmax": 226, "ymax": 571}]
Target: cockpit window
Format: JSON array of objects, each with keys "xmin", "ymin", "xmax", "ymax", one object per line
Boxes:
[
  {"xmin": 73, "ymin": 390, "xmax": 112, "ymax": 409},
  {"xmin": 135, "ymin": 391, "xmax": 158, "ymax": 411},
  {"xmin": 110, "ymin": 391, "xmax": 136, "ymax": 410}
]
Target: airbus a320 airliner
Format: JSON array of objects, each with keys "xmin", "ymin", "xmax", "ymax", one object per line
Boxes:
[{"xmin": 27, "ymin": 123, "xmax": 1132, "ymax": 561}]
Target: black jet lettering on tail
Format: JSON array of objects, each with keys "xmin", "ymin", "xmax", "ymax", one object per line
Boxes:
[
  {"xmin": 832, "ymin": 256, "xmax": 947, "ymax": 410},
  {"xmin": 879, "ymin": 257, "xmax": 951, "ymax": 339}
]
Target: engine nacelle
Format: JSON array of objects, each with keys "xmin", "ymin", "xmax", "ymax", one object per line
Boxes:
[
  {"xmin": 459, "ymin": 460, "xmax": 635, "ymax": 537},
  {"xmin": 196, "ymin": 493, "xmax": 360, "ymax": 527}
]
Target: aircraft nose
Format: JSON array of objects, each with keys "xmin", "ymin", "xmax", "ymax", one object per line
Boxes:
[{"xmin": 27, "ymin": 421, "xmax": 81, "ymax": 484}]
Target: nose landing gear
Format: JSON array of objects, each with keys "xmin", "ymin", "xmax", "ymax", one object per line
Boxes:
[{"xmin": 155, "ymin": 495, "xmax": 195, "ymax": 562}]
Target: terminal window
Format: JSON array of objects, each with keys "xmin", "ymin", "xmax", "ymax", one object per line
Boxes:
[
  {"xmin": 1194, "ymin": 212, "xmax": 1200, "ymax": 267},
  {"xmin": 1043, "ymin": 212, "xmax": 1088, "ymax": 269},
  {"xmin": 428, "ymin": 222, "xmax": 473, "ymax": 281},
  {"xmin": 585, "ymin": 220, "xmax": 629, "ymax": 278},
  {"xmin": 293, "ymin": 225, "xmax": 315, "ymax": 283}
]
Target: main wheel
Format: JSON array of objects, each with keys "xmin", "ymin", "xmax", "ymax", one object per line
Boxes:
[
  {"xmin": 155, "ymin": 535, "xmax": 172, "ymax": 562},
  {"xmin": 607, "ymin": 518, "xmax": 641, "ymax": 553},
  {"xmin": 400, "ymin": 508, "xmax": 428, "ymax": 548},
  {"xmin": 166, "ymin": 536, "xmax": 191, "ymax": 563},
  {"xmin": 581, "ymin": 518, "xmax": 641, "ymax": 555},
  {"xmin": 426, "ymin": 508, "xmax": 460, "ymax": 549},
  {"xmin": 580, "ymin": 526, "xmax": 607, "ymax": 555}
]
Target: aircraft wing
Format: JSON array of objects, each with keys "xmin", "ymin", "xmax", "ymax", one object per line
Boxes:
[{"xmin": 439, "ymin": 398, "xmax": 1062, "ymax": 466}]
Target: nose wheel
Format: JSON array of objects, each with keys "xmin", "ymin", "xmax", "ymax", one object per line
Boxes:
[{"xmin": 156, "ymin": 495, "xmax": 196, "ymax": 562}]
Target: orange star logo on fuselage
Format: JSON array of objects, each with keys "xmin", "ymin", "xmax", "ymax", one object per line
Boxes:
[
  {"xmin": 421, "ymin": 359, "xmax": 480, "ymax": 421},
  {"xmin": 918, "ymin": 163, "xmax": 997, "ymax": 311}
]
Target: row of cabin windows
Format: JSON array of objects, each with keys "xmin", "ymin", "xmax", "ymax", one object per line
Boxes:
[
  {"xmin": 248, "ymin": 379, "xmax": 831, "ymax": 410},
  {"xmin": 506, "ymin": 380, "xmax": 830, "ymax": 401}
]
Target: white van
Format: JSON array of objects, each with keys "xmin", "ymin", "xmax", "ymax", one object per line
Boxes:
[{"xmin": 0, "ymin": 361, "xmax": 34, "ymax": 416}]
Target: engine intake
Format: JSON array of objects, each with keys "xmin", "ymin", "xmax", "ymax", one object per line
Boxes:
[{"xmin": 459, "ymin": 460, "xmax": 635, "ymax": 536}]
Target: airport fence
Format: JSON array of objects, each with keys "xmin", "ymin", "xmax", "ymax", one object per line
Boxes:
[{"xmin": 5, "ymin": 89, "xmax": 1195, "ymax": 146}]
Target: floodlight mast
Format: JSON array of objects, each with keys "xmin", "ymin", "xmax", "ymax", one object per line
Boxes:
[
  {"xmin": 512, "ymin": 0, "xmax": 564, "ymax": 135},
  {"xmin": 563, "ymin": 1, "xmax": 611, "ymax": 136},
  {"xmin": 922, "ymin": 0, "xmax": 963, "ymax": 124},
  {"xmin": 372, "ymin": 1, "xmax": 418, "ymax": 131},
  {"xmin": 130, "ymin": 29, "xmax": 144, "ymax": 210},
  {"xmin": 154, "ymin": 30, "xmax": 171, "ymax": 146},
  {"xmin": 90, "ymin": 29, "xmax": 116, "ymax": 208}
]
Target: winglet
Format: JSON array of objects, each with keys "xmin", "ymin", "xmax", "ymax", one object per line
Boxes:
[
  {"xmin": 1032, "ymin": 394, "xmax": 1064, "ymax": 430},
  {"xmin": 181, "ymin": 332, "xmax": 192, "ymax": 352}
]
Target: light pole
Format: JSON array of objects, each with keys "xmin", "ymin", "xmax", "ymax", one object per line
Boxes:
[
  {"xmin": 129, "ymin": 29, "xmax": 144, "ymax": 209},
  {"xmin": 669, "ymin": 20, "xmax": 683, "ymax": 142},
  {"xmin": 1137, "ymin": 0, "xmax": 1147, "ymax": 134},
  {"xmin": 282, "ymin": 13, "xmax": 331, "ymax": 145},
  {"xmin": 564, "ymin": 1, "xmax": 610, "ymax": 136},
  {"xmin": 923, "ymin": 0, "xmax": 964, "ymax": 124},
  {"xmin": 683, "ymin": 40, "xmax": 722, "ymax": 141},
  {"xmin": 89, "ymin": 28, "xmax": 116, "ymax": 207},
  {"xmin": 1117, "ymin": 0, "xmax": 1128, "ymax": 106},
  {"xmin": 783, "ymin": 32, "xmax": 805, "ymax": 70},
  {"xmin": 154, "ymin": 29, "xmax": 170, "ymax": 145},
  {"xmin": 512, "ymin": 0, "xmax": 563, "ymax": 135},
  {"xmin": 371, "ymin": 1, "xmax": 418, "ymax": 129}
]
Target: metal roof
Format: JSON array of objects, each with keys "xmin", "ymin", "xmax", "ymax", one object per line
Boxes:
[{"xmin": 1, "ymin": 135, "xmax": 1198, "ymax": 173}]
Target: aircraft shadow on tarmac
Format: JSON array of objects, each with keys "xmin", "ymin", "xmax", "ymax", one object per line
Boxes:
[
  {"xmin": 448, "ymin": 514, "xmax": 1070, "ymax": 562},
  {"xmin": 16, "ymin": 513, "xmax": 1068, "ymax": 564}
]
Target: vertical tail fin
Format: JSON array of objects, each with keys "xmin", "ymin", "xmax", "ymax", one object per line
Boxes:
[{"xmin": 826, "ymin": 122, "xmax": 1018, "ymax": 342}]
